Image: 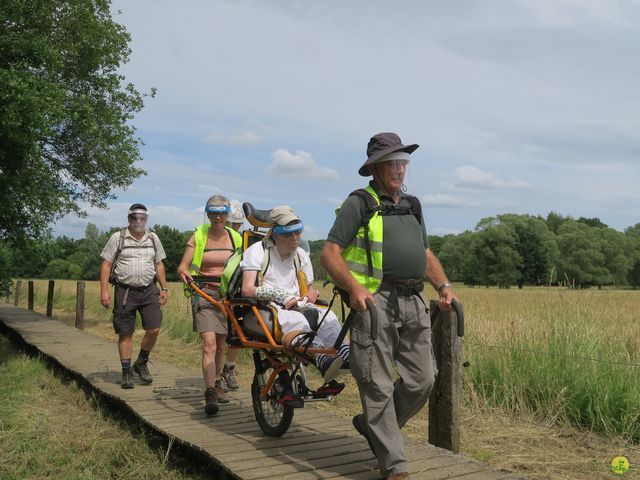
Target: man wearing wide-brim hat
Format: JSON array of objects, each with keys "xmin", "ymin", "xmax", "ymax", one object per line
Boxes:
[{"xmin": 321, "ymin": 132, "xmax": 458, "ymax": 479}]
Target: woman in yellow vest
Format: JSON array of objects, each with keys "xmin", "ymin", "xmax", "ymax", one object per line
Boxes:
[{"xmin": 178, "ymin": 195, "xmax": 242, "ymax": 416}]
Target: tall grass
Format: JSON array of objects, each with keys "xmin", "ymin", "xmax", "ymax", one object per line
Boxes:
[
  {"xmin": 463, "ymin": 287, "xmax": 640, "ymax": 440},
  {"xmin": 10, "ymin": 279, "xmax": 640, "ymax": 441}
]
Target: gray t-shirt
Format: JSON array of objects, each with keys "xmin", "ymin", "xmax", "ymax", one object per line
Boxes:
[{"xmin": 327, "ymin": 183, "xmax": 428, "ymax": 280}]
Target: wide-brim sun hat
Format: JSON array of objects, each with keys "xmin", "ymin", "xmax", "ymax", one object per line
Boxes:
[{"xmin": 358, "ymin": 132, "xmax": 419, "ymax": 177}]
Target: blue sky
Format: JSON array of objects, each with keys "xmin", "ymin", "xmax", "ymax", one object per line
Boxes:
[{"xmin": 54, "ymin": 0, "xmax": 640, "ymax": 240}]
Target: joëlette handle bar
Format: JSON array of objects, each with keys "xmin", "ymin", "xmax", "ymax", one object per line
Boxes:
[
  {"xmin": 332, "ymin": 297, "xmax": 378, "ymax": 350},
  {"xmin": 451, "ymin": 298, "xmax": 464, "ymax": 337},
  {"xmin": 187, "ymin": 279, "xmax": 226, "ymax": 315}
]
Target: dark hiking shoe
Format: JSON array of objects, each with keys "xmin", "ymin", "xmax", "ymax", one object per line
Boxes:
[
  {"xmin": 133, "ymin": 357, "xmax": 153, "ymax": 384},
  {"xmin": 318, "ymin": 355, "xmax": 343, "ymax": 383},
  {"xmin": 215, "ymin": 380, "xmax": 230, "ymax": 403},
  {"xmin": 121, "ymin": 367, "xmax": 134, "ymax": 389},
  {"xmin": 222, "ymin": 364, "xmax": 239, "ymax": 390},
  {"xmin": 204, "ymin": 388, "xmax": 219, "ymax": 415},
  {"xmin": 353, "ymin": 414, "xmax": 375, "ymax": 455}
]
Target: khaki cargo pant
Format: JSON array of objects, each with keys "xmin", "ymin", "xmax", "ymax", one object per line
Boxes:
[{"xmin": 350, "ymin": 288, "xmax": 436, "ymax": 477}]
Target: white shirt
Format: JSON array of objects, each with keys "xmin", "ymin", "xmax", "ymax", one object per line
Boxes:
[{"xmin": 240, "ymin": 239, "xmax": 313, "ymax": 296}]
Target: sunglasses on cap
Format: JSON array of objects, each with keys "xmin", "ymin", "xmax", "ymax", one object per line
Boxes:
[
  {"xmin": 273, "ymin": 222, "xmax": 303, "ymax": 236},
  {"xmin": 206, "ymin": 205, "xmax": 231, "ymax": 215}
]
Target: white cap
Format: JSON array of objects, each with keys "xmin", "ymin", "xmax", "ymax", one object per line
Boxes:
[{"xmin": 229, "ymin": 202, "xmax": 245, "ymax": 223}]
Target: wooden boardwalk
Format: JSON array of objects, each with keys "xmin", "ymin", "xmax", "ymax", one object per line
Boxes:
[{"xmin": 0, "ymin": 304, "xmax": 521, "ymax": 480}]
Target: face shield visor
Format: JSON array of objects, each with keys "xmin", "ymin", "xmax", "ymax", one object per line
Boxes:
[
  {"xmin": 273, "ymin": 222, "xmax": 304, "ymax": 237},
  {"xmin": 204, "ymin": 204, "xmax": 230, "ymax": 225},
  {"xmin": 128, "ymin": 213, "xmax": 148, "ymax": 234}
]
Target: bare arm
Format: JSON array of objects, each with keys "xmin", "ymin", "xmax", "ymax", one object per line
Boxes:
[
  {"xmin": 320, "ymin": 241, "xmax": 374, "ymax": 311},
  {"xmin": 241, "ymin": 270, "xmax": 258, "ymax": 298},
  {"xmin": 177, "ymin": 244, "xmax": 195, "ymax": 284},
  {"xmin": 425, "ymin": 248, "xmax": 456, "ymax": 309},
  {"xmin": 100, "ymin": 260, "xmax": 112, "ymax": 308},
  {"xmin": 155, "ymin": 261, "xmax": 169, "ymax": 305}
]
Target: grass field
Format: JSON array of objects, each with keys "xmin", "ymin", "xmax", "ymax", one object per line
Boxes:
[
  {"xmin": 0, "ymin": 335, "xmax": 211, "ymax": 480},
  {"xmin": 5, "ymin": 279, "xmax": 640, "ymax": 479}
]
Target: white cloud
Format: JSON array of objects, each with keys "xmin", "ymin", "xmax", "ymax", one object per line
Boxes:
[
  {"xmin": 422, "ymin": 194, "xmax": 478, "ymax": 209},
  {"xmin": 265, "ymin": 149, "xmax": 339, "ymax": 181},
  {"xmin": 449, "ymin": 166, "xmax": 530, "ymax": 190},
  {"xmin": 203, "ymin": 130, "xmax": 261, "ymax": 145}
]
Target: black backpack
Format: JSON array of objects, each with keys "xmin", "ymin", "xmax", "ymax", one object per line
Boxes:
[{"xmin": 347, "ymin": 188, "xmax": 423, "ymax": 278}]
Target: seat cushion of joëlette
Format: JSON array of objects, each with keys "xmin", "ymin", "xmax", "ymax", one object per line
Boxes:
[{"xmin": 241, "ymin": 305, "xmax": 281, "ymax": 342}]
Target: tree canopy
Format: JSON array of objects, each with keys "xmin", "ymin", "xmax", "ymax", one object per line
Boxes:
[{"xmin": 0, "ymin": 0, "xmax": 150, "ymax": 243}]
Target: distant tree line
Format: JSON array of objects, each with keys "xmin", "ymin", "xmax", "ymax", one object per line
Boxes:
[{"xmin": 2, "ymin": 212, "xmax": 640, "ymax": 293}]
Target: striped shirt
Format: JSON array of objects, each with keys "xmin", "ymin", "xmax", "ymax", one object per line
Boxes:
[{"xmin": 101, "ymin": 229, "xmax": 166, "ymax": 287}]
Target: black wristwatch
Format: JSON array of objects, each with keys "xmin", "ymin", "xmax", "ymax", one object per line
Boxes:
[{"xmin": 437, "ymin": 283, "xmax": 452, "ymax": 294}]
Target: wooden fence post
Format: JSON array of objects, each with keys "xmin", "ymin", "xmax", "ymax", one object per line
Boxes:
[
  {"xmin": 75, "ymin": 281, "xmax": 85, "ymax": 329},
  {"xmin": 428, "ymin": 300, "xmax": 463, "ymax": 453},
  {"xmin": 46, "ymin": 280, "xmax": 55, "ymax": 317},
  {"xmin": 14, "ymin": 280, "xmax": 22, "ymax": 306},
  {"xmin": 28, "ymin": 280, "xmax": 34, "ymax": 311}
]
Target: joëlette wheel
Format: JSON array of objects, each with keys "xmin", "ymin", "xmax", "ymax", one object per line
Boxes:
[{"xmin": 251, "ymin": 365, "xmax": 294, "ymax": 437}]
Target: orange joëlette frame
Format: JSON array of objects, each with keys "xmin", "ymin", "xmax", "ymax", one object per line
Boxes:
[{"xmin": 188, "ymin": 281, "xmax": 339, "ymax": 356}]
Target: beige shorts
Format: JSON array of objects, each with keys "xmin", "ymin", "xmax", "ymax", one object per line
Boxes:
[{"xmin": 192, "ymin": 289, "xmax": 227, "ymax": 334}]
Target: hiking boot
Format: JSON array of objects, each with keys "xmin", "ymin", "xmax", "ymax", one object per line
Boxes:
[
  {"xmin": 204, "ymin": 388, "xmax": 219, "ymax": 415},
  {"xmin": 214, "ymin": 380, "xmax": 230, "ymax": 403},
  {"xmin": 353, "ymin": 414, "xmax": 375, "ymax": 455},
  {"xmin": 121, "ymin": 367, "xmax": 134, "ymax": 389},
  {"xmin": 318, "ymin": 355, "xmax": 343, "ymax": 383},
  {"xmin": 133, "ymin": 357, "xmax": 153, "ymax": 384},
  {"xmin": 222, "ymin": 364, "xmax": 239, "ymax": 390}
]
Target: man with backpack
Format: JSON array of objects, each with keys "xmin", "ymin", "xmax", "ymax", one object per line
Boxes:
[
  {"xmin": 99, "ymin": 204, "xmax": 169, "ymax": 389},
  {"xmin": 320, "ymin": 133, "xmax": 457, "ymax": 480}
]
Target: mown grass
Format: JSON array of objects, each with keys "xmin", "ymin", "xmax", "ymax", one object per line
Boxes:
[{"xmin": 0, "ymin": 335, "xmax": 210, "ymax": 480}]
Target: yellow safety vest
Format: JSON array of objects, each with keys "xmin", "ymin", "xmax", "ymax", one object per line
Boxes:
[
  {"xmin": 189, "ymin": 224, "xmax": 242, "ymax": 276},
  {"xmin": 341, "ymin": 185, "xmax": 384, "ymax": 293}
]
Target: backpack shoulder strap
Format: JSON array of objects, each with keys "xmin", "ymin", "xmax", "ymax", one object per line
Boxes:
[
  {"xmin": 349, "ymin": 188, "xmax": 380, "ymax": 227},
  {"xmin": 108, "ymin": 229, "xmax": 127, "ymax": 285},
  {"xmin": 257, "ymin": 243, "xmax": 271, "ymax": 286},
  {"xmin": 405, "ymin": 194, "xmax": 423, "ymax": 225},
  {"xmin": 149, "ymin": 232, "xmax": 158, "ymax": 257}
]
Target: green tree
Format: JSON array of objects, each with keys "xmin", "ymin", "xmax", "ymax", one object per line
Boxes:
[
  {"xmin": 151, "ymin": 225, "xmax": 187, "ymax": 282},
  {"xmin": 556, "ymin": 220, "xmax": 609, "ymax": 287},
  {"xmin": 438, "ymin": 232, "xmax": 473, "ymax": 282},
  {"xmin": 0, "ymin": 0, "xmax": 150, "ymax": 245}
]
